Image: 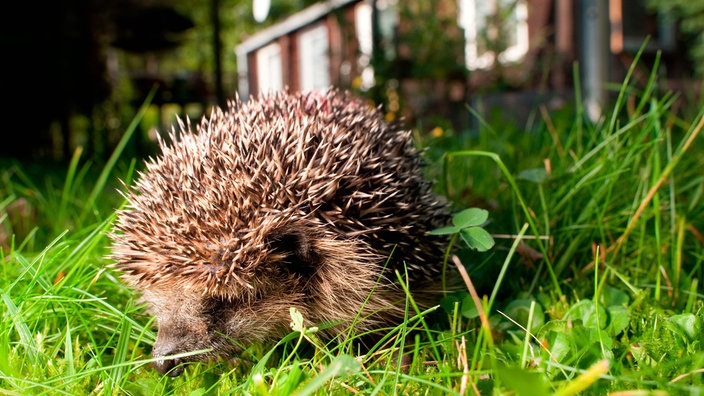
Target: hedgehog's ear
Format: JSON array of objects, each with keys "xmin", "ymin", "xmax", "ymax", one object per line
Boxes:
[{"xmin": 266, "ymin": 228, "xmax": 316, "ymax": 276}]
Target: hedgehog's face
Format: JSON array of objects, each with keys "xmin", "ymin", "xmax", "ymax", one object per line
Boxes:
[
  {"xmin": 134, "ymin": 228, "xmax": 388, "ymax": 377},
  {"xmin": 141, "ymin": 286, "xmax": 299, "ymax": 377}
]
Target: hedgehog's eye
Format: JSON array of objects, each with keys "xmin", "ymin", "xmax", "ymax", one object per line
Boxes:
[
  {"xmin": 201, "ymin": 296, "xmax": 227, "ymax": 319},
  {"xmin": 266, "ymin": 229, "xmax": 315, "ymax": 277}
]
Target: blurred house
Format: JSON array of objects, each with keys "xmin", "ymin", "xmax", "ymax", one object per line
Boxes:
[{"xmin": 235, "ymin": 0, "xmax": 691, "ymax": 130}]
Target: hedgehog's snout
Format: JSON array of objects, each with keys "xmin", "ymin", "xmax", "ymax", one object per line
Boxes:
[
  {"xmin": 153, "ymin": 355, "xmax": 184, "ymax": 377},
  {"xmin": 152, "ymin": 338, "xmax": 187, "ymax": 376}
]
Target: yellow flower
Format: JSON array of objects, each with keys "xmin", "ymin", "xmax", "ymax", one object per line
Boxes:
[
  {"xmin": 351, "ymin": 76, "xmax": 362, "ymax": 89},
  {"xmin": 431, "ymin": 127, "xmax": 443, "ymax": 138},
  {"xmin": 385, "ymin": 112, "xmax": 396, "ymax": 122}
]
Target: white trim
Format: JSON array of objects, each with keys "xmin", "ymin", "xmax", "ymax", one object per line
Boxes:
[
  {"xmin": 236, "ymin": 0, "xmax": 359, "ymax": 54},
  {"xmin": 354, "ymin": 2, "xmax": 375, "ymax": 90},
  {"xmin": 298, "ymin": 24, "xmax": 330, "ymax": 91},
  {"xmin": 256, "ymin": 42, "xmax": 283, "ymax": 93},
  {"xmin": 355, "ymin": 2, "xmax": 373, "ymax": 56}
]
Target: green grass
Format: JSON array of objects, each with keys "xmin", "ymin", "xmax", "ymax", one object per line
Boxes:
[{"xmin": 2, "ymin": 61, "xmax": 704, "ymax": 394}]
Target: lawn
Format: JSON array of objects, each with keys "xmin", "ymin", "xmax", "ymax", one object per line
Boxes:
[{"xmin": 2, "ymin": 59, "xmax": 704, "ymax": 395}]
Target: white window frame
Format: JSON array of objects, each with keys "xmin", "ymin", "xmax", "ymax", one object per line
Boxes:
[
  {"xmin": 298, "ymin": 24, "xmax": 330, "ymax": 92},
  {"xmin": 354, "ymin": 2, "xmax": 375, "ymax": 90},
  {"xmin": 458, "ymin": 0, "xmax": 529, "ymax": 70},
  {"xmin": 256, "ymin": 41, "xmax": 283, "ymax": 93}
]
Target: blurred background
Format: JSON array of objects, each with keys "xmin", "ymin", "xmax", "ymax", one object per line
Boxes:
[{"xmin": 0, "ymin": 0, "xmax": 701, "ymax": 162}]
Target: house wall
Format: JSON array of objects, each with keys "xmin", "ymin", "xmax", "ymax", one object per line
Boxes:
[
  {"xmin": 246, "ymin": 50, "xmax": 257, "ymax": 95},
  {"xmin": 237, "ymin": 0, "xmax": 693, "ymax": 131},
  {"xmin": 241, "ymin": 2, "xmax": 360, "ymax": 97},
  {"xmin": 282, "ymin": 35, "xmax": 294, "ymax": 90},
  {"xmin": 552, "ymin": 0, "xmax": 575, "ymax": 89}
]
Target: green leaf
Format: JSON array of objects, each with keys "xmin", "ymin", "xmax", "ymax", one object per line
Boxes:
[
  {"xmin": 440, "ymin": 294, "xmax": 462, "ymax": 314},
  {"xmin": 452, "ymin": 207, "xmax": 489, "ymax": 228},
  {"xmin": 460, "ymin": 294, "xmax": 479, "ymax": 319},
  {"xmin": 606, "ymin": 305, "xmax": 630, "ymax": 337},
  {"xmin": 544, "ymin": 327, "xmax": 573, "ymax": 367},
  {"xmin": 427, "ymin": 225, "xmax": 460, "ymax": 235},
  {"xmin": 563, "ymin": 299, "xmax": 607, "ymax": 329},
  {"xmin": 460, "ymin": 227, "xmax": 495, "ymax": 252},
  {"xmin": 602, "ymin": 286, "xmax": 629, "ymax": 307},
  {"xmin": 670, "ymin": 313, "xmax": 701, "ymax": 341},
  {"xmin": 289, "ymin": 307, "xmax": 317, "ymax": 335},
  {"xmin": 503, "ymin": 299, "xmax": 545, "ymax": 333},
  {"xmin": 290, "ymin": 307, "xmax": 305, "ymax": 332},
  {"xmin": 496, "ymin": 366, "xmax": 551, "ymax": 396},
  {"xmin": 574, "ymin": 325, "xmax": 613, "ymax": 349}
]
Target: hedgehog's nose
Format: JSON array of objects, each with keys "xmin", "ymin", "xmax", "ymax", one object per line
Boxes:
[
  {"xmin": 153, "ymin": 356, "xmax": 184, "ymax": 377},
  {"xmin": 153, "ymin": 334, "xmax": 188, "ymax": 376}
]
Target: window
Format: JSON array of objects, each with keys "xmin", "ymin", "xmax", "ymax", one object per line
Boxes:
[
  {"xmin": 256, "ymin": 42, "xmax": 283, "ymax": 93},
  {"xmin": 355, "ymin": 2, "xmax": 375, "ymax": 90},
  {"xmin": 458, "ymin": 0, "xmax": 529, "ymax": 70},
  {"xmin": 298, "ymin": 24, "xmax": 330, "ymax": 92},
  {"xmin": 609, "ymin": 0, "xmax": 675, "ymax": 53}
]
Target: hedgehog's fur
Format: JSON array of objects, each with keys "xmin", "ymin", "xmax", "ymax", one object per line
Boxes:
[{"xmin": 110, "ymin": 89, "xmax": 451, "ymax": 376}]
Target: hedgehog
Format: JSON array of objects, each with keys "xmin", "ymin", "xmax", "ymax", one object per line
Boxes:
[{"xmin": 109, "ymin": 88, "xmax": 451, "ymax": 376}]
